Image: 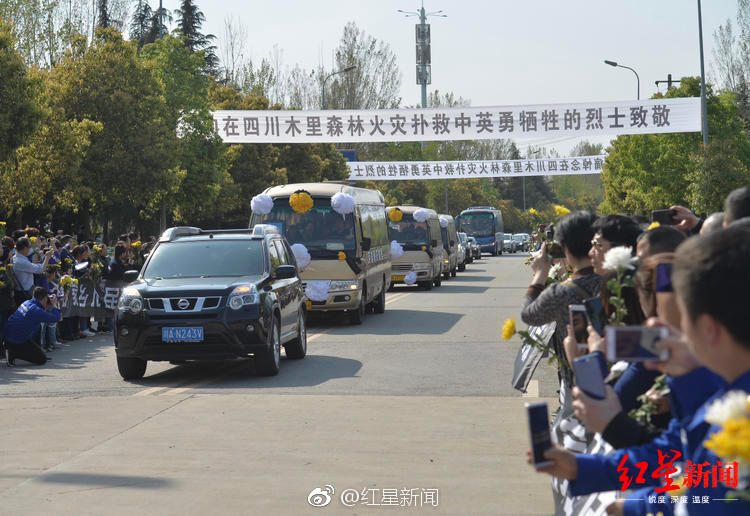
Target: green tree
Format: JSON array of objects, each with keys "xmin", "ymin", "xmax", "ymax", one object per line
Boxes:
[
  {"xmin": 0, "ymin": 17, "xmax": 41, "ymax": 162},
  {"xmin": 141, "ymin": 34, "xmax": 224, "ymax": 225},
  {"xmin": 551, "ymin": 140, "xmax": 604, "ymax": 212},
  {"xmin": 129, "ymin": 0, "xmax": 153, "ymax": 49},
  {"xmin": 97, "ymin": 0, "xmax": 110, "ymax": 28},
  {"xmin": 48, "ymin": 28, "xmax": 181, "ymax": 233},
  {"xmin": 174, "ymin": 0, "xmax": 217, "ymax": 74},
  {"xmin": 601, "ymin": 77, "xmax": 750, "ymax": 215},
  {"xmin": 687, "ymin": 139, "xmax": 750, "ymax": 214}
]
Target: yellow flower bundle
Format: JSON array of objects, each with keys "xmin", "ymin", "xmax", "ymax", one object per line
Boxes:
[
  {"xmin": 338, "ymin": 251, "xmax": 347, "ymax": 261},
  {"xmin": 289, "ymin": 190, "xmax": 314, "ymax": 214},
  {"xmin": 388, "ymin": 208, "xmax": 403, "ymax": 222},
  {"xmin": 554, "ymin": 205, "xmax": 571, "ymax": 217},
  {"xmin": 502, "ymin": 319, "xmax": 516, "ymax": 340}
]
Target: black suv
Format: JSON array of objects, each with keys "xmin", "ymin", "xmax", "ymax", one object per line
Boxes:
[{"xmin": 114, "ymin": 225, "xmax": 307, "ymax": 380}]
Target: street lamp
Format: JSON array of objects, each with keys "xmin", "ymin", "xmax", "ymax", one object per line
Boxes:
[
  {"xmin": 321, "ymin": 65, "xmax": 356, "ymax": 109},
  {"xmin": 604, "ymin": 60, "xmax": 640, "ymax": 100}
]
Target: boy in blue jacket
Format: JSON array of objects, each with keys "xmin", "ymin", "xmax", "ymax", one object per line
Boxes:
[
  {"xmin": 533, "ymin": 224, "xmax": 750, "ymax": 516},
  {"xmin": 4, "ymin": 287, "xmax": 61, "ymax": 366}
]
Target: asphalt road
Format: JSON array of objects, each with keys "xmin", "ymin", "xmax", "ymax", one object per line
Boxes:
[{"xmin": 0, "ymin": 253, "xmax": 558, "ymax": 515}]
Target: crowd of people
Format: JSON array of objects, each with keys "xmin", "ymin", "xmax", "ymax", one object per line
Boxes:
[
  {"xmin": 519, "ymin": 185, "xmax": 750, "ymax": 515},
  {"xmin": 1, "ymin": 229, "xmax": 154, "ymax": 366}
]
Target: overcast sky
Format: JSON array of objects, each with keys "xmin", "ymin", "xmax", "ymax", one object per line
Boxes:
[{"xmin": 159, "ymin": 0, "xmax": 739, "ymax": 154}]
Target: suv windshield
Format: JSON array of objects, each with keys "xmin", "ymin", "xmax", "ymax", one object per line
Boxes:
[
  {"xmin": 254, "ymin": 198, "xmax": 355, "ymax": 257},
  {"xmin": 512, "ymin": 235, "xmax": 524, "ymax": 242},
  {"xmin": 144, "ymin": 240, "xmax": 265, "ymax": 279}
]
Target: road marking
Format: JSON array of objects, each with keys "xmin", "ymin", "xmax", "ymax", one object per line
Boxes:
[
  {"xmin": 132, "ymin": 386, "xmax": 168, "ymax": 397},
  {"xmin": 521, "ymin": 379, "xmax": 539, "ymax": 398},
  {"xmin": 386, "ymin": 292, "xmax": 412, "ymax": 305}
]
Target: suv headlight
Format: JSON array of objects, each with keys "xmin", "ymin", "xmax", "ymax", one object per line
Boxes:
[
  {"xmin": 118, "ymin": 287, "xmax": 144, "ymax": 314},
  {"xmin": 329, "ymin": 280, "xmax": 358, "ymax": 292},
  {"xmin": 228, "ymin": 284, "xmax": 259, "ymax": 310}
]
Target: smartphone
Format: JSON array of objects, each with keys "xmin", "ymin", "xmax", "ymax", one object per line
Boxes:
[
  {"xmin": 583, "ymin": 296, "xmax": 607, "ymax": 337},
  {"xmin": 526, "ymin": 402, "xmax": 553, "ymax": 469},
  {"xmin": 655, "ymin": 263, "xmax": 673, "ymax": 293},
  {"xmin": 606, "ymin": 326, "xmax": 670, "ymax": 362},
  {"xmin": 547, "ymin": 241, "xmax": 565, "ymax": 259},
  {"xmin": 569, "ymin": 304, "xmax": 589, "ymax": 350},
  {"xmin": 651, "ymin": 209, "xmax": 677, "ymax": 226},
  {"xmin": 573, "ymin": 353, "xmax": 607, "ymax": 400}
]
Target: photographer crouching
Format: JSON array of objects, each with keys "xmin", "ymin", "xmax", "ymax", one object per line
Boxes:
[{"xmin": 4, "ymin": 287, "xmax": 61, "ymax": 366}]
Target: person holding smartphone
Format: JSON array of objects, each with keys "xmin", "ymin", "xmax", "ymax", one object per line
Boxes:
[{"xmin": 531, "ymin": 224, "xmax": 750, "ymax": 516}]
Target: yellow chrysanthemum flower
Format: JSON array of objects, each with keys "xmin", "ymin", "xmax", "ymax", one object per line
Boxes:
[
  {"xmin": 73, "ymin": 278, "xmax": 79, "ymax": 285},
  {"xmin": 338, "ymin": 251, "xmax": 347, "ymax": 261},
  {"xmin": 528, "ymin": 208, "xmax": 538, "ymax": 215},
  {"xmin": 502, "ymin": 319, "xmax": 516, "ymax": 340},
  {"xmin": 554, "ymin": 205, "xmax": 571, "ymax": 217},
  {"xmin": 421, "ymin": 245, "xmax": 427, "ymax": 252},
  {"xmin": 388, "ymin": 208, "xmax": 403, "ymax": 222},
  {"xmin": 647, "ymin": 222, "xmax": 661, "ymax": 231},
  {"xmin": 289, "ymin": 191, "xmax": 314, "ymax": 214}
]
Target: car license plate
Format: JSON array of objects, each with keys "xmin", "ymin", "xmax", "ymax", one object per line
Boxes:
[
  {"xmin": 392, "ymin": 275, "xmax": 405, "ymax": 282},
  {"xmin": 162, "ymin": 327, "xmax": 204, "ymax": 342}
]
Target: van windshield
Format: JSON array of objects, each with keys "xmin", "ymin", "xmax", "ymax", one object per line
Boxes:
[
  {"xmin": 389, "ymin": 215, "xmax": 429, "ymax": 245},
  {"xmin": 254, "ymin": 198, "xmax": 355, "ymax": 257}
]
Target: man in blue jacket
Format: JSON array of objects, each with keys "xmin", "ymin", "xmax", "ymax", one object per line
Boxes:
[
  {"xmin": 533, "ymin": 224, "xmax": 750, "ymax": 516},
  {"xmin": 4, "ymin": 287, "xmax": 61, "ymax": 366}
]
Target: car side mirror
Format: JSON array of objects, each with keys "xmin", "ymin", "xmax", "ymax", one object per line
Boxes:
[
  {"xmin": 360, "ymin": 237, "xmax": 371, "ymax": 251},
  {"xmin": 123, "ymin": 270, "xmax": 139, "ymax": 284},
  {"xmin": 431, "ymin": 239, "xmax": 438, "ymax": 248},
  {"xmin": 275, "ymin": 265, "xmax": 297, "ymax": 280}
]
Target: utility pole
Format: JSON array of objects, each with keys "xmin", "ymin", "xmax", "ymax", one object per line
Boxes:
[{"xmin": 697, "ymin": 0, "xmax": 709, "ymax": 145}]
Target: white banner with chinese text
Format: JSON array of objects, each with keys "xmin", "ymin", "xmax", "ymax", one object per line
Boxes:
[
  {"xmin": 346, "ymin": 155, "xmax": 606, "ymax": 181},
  {"xmin": 212, "ymin": 97, "xmax": 700, "ymax": 143}
]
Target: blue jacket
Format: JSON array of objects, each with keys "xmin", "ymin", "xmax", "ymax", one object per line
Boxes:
[
  {"xmin": 570, "ymin": 367, "xmax": 750, "ymax": 515},
  {"xmin": 5, "ymin": 298, "xmax": 61, "ymax": 345}
]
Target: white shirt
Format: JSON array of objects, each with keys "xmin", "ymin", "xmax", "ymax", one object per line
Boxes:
[{"xmin": 11, "ymin": 253, "xmax": 44, "ymax": 292}]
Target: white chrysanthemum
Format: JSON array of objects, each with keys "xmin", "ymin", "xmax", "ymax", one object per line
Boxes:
[
  {"xmin": 305, "ymin": 280, "xmax": 329, "ymax": 302},
  {"xmin": 705, "ymin": 390, "xmax": 750, "ymax": 425},
  {"xmin": 603, "ymin": 246, "xmax": 633, "ymax": 272},
  {"xmin": 390, "ymin": 240, "xmax": 404, "ymax": 259},
  {"xmin": 331, "ymin": 192, "xmax": 355, "ymax": 217},
  {"xmin": 250, "ymin": 194, "xmax": 274, "ymax": 215},
  {"xmin": 413, "ymin": 208, "xmax": 429, "ymax": 223},
  {"xmin": 404, "ymin": 271, "xmax": 417, "ymax": 285},
  {"xmin": 548, "ymin": 262, "xmax": 564, "ymax": 280},
  {"xmin": 290, "ymin": 243, "xmax": 311, "ymax": 269},
  {"xmin": 439, "ymin": 216, "xmax": 449, "ymax": 228}
]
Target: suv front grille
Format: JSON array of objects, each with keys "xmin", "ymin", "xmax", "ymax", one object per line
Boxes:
[
  {"xmin": 146, "ymin": 296, "xmax": 223, "ymax": 312},
  {"xmin": 392, "ymin": 264, "xmax": 413, "ymax": 272}
]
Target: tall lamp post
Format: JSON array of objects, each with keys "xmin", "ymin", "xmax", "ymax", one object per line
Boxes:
[
  {"xmin": 321, "ymin": 65, "xmax": 356, "ymax": 109},
  {"xmin": 604, "ymin": 60, "xmax": 640, "ymax": 100},
  {"xmin": 697, "ymin": 0, "xmax": 709, "ymax": 145}
]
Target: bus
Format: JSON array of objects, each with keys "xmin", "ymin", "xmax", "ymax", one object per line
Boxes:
[
  {"xmin": 250, "ymin": 183, "xmax": 391, "ymax": 325},
  {"xmin": 387, "ymin": 206, "xmax": 444, "ymax": 290},
  {"xmin": 456, "ymin": 206, "xmax": 504, "ymax": 256}
]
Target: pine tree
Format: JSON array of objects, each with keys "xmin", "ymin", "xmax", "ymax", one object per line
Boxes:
[
  {"xmin": 147, "ymin": 1, "xmax": 172, "ymax": 44},
  {"xmin": 175, "ymin": 0, "xmax": 218, "ymax": 75},
  {"xmin": 97, "ymin": 0, "xmax": 111, "ymax": 29},
  {"xmin": 130, "ymin": 0, "xmax": 153, "ymax": 48}
]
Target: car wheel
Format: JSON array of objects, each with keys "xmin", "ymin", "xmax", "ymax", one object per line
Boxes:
[
  {"xmin": 374, "ymin": 280, "xmax": 386, "ymax": 314},
  {"xmin": 117, "ymin": 356, "xmax": 147, "ymax": 380},
  {"xmin": 443, "ymin": 271, "xmax": 450, "ymax": 279},
  {"xmin": 451, "ymin": 267, "xmax": 457, "ymax": 277},
  {"xmin": 458, "ymin": 263, "xmax": 465, "ymax": 272},
  {"xmin": 256, "ymin": 316, "xmax": 281, "ymax": 376},
  {"xmin": 418, "ymin": 280, "xmax": 433, "ymax": 290},
  {"xmin": 349, "ymin": 291, "xmax": 366, "ymax": 325},
  {"xmin": 433, "ymin": 273, "xmax": 442, "ymax": 288},
  {"xmin": 285, "ymin": 310, "xmax": 307, "ymax": 359}
]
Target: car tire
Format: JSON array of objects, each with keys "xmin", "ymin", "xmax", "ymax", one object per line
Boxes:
[
  {"xmin": 373, "ymin": 280, "xmax": 386, "ymax": 314},
  {"xmin": 458, "ymin": 263, "xmax": 465, "ymax": 272},
  {"xmin": 418, "ymin": 280, "xmax": 432, "ymax": 290},
  {"xmin": 349, "ymin": 291, "xmax": 366, "ymax": 325},
  {"xmin": 256, "ymin": 316, "xmax": 281, "ymax": 376},
  {"xmin": 443, "ymin": 271, "xmax": 450, "ymax": 279},
  {"xmin": 451, "ymin": 267, "xmax": 457, "ymax": 277},
  {"xmin": 285, "ymin": 310, "xmax": 307, "ymax": 359},
  {"xmin": 117, "ymin": 356, "xmax": 147, "ymax": 380},
  {"xmin": 433, "ymin": 273, "xmax": 442, "ymax": 288}
]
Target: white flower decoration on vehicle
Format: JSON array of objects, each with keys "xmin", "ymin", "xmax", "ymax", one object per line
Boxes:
[
  {"xmin": 250, "ymin": 194, "xmax": 274, "ymax": 215},
  {"xmin": 602, "ymin": 246, "xmax": 634, "ymax": 272},
  {"xmin": 331, "ymin": 192, "xmax": 355, "ymax": 218},
  {"xmin": 390, "ymin": 240, "xmax": 404, "ymax": 259},
  {"xmin": 290, "ymin": 243, "xmax": 311, "ymax": 269},
  {"xmin": 439, "ymin": 216, "xmax": 449, "ymax": 228},
  {"xmin": 305, "ymin": 280, "xmax": 329, "ymax": 302},
  {"xmin": 705, "ymin": 390, "xmax": 750, "ymax": 425},
  {"xmin": 413, "ymin": 208, "xmax": 429, "ymax": 223},
  {"xmin": 404, "ymin": 271, "xmax": 417, "ymax": 285}
]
